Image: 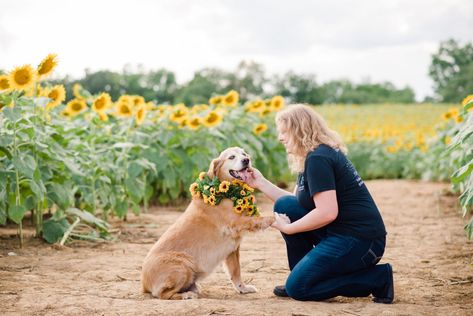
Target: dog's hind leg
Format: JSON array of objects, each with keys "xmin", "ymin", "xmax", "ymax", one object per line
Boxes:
[{"xmin": 151, "ymin": 263, "xmax": 197, "ymax": 300}]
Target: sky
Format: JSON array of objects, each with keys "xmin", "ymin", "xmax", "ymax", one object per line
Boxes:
[{"xmin": 0, "ymin": 0, "xmax": 472, "ymax": 101}]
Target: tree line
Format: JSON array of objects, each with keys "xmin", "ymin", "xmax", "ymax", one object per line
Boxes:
[{"xmin": 39, "ymin": 38, "xmax": 473, "ymax": 105}]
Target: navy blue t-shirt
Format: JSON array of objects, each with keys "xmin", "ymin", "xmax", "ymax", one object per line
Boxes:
[{"xmin": 296, "ymin": 144, "xmax": 386, "ymax": 239}]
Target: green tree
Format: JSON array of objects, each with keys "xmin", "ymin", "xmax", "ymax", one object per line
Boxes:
[
  {"xmin": 429, "ymin": 38, "xmax": 473, "ymax": 102},
  {"xmin": 80, "ymin": 70, "xmax": 124, "ymax": 100},
  {"xmin": 175, "ymin": 68, "xmax": 228, "ymax": 105},
  {"xmin": 273, "ymin": 71, "xmax": 323, "ymax": 104}
]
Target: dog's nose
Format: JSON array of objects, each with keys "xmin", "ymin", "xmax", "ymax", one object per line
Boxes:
[{"xmin": 242, "ymin": 158, "xmax": 249, "ymax": 166}]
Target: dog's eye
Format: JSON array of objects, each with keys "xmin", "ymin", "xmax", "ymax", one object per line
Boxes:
[{"xmin": 229, "ymin": 155, "xmax": 235, "ymax": 160}]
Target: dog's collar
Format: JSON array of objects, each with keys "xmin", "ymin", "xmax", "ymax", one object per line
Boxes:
[{"xmin": 189, "ymin": 172, "xmax": 260, "ymax": 217}]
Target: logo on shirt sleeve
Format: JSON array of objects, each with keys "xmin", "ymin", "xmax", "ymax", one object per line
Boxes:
[
  {"xmin": 346, "ymin": 162, "xmax": 364, "ymax": 187},
  {"xmin": 297, "ymin": 174, "xmax": 305, "ymax": 191}
]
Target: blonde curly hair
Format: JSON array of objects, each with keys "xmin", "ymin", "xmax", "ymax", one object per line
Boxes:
[{"xmin": 275, "ymin": 104, "xmax": 347, "ymax": 173}]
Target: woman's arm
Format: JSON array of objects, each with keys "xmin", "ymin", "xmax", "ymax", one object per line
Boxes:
[
  {"xmin": 242, "ymin": 167, "xmax": 292, "ymax": 202},
  {"xmin": 272, "ymin": 190, "xmax": 338, "ymax": 234}
]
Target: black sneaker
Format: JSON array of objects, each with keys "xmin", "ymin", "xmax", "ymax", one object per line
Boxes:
[
  {"xmin": 273, "ymin": 285, "xmax": 289, "ymax": 297},
  {"xmin": 373, "ymin": 263, "xmax": 394, "ymax": 304}
]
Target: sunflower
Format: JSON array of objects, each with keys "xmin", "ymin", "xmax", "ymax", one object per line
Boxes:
[
  {"xmin": 234, "ymin": 205, "xmax": 244, "ymax": 214},
  {"xmin": 189, "ymin": 182, "xmax": 199, "ymax": 196},
  {"xmin": 0, "ymin": 75, "xmax": 10, "ymax": 91},
  {"xmin": 170, "ymin": 107, "xmax": 188, "ymax": 123},
  {"xmin": 240, "ymin": 189, "xmax": 247, "ymax": 196},
  {"xmin": 156, "ymin": 104, "xmax": 169, "ymax": 114},
  {"xmin": 66, "ymin": 98, "xmax": 87, "ymax": 116},
  {"xmin": 442, "ymin": 109, "xmax": 457, "ymax": 121},
  {"xmin": 455, "ymin": 115, "xmax": 464, "ymax": 123},
  {"xmin": 245, "ymin": 100, "xmax": 265, "ymax": 113},
  {"xmin": 178, "ymin": 118, "xmax": 189, "ymax": 129},
  {"xmin": 219, "ymin": 181, "xmax": 230, "ymax": 193},
  {"xmin": 236, "ymin": 199, "xmax": 243, "ymax": 205},
  {"xmin": 45, "ymin": 85, "xmax": 66, "ymax": 110},
  {"xmin": 145, "ymin": 101, "xmax": 156, "ymax": 111},
  {"xmin": 243, "ymin": 184, "xmax": 254, "ymax": 192},
  {"xmin": 187, "ymin": 117, "xmax": 201, "ymax": 130},
  {"xmin": 132, "ymin": 95, "xmax": 145, "ymax": 107},
  {"xmin": 209, "ymin": 96, "xmax": 223, "ymax": 105},
  {"xmin": 208, "ymin": 195, "xmax": 217, "ymax": 205},
  {"xmin": 253, "ymin": 123, "xmax": 268, "ymax": 135},
  {"xmin": 199, "ymin": 172, "xmax": 207, "ymax": 180},
  {"xmin": 92, "ymin": 93, "xmax": 112, "ymax": 113},
  {"xmin": 191, "ymin": 104, "xmax": 209, "ymax": 114},
  {"xmin": 462, "ymin": 95, "xmax": 473, "ymax": 107},
  {"xmin": 135, "ymin": 105, "xmax": 146, "ymax": 125},
  {"xmin": 37, "ymin": 54, "xmax": 58, "ymax": 79},
  {"xmin": 270, "ymin": 96, "xmax": 284, "ymax": 111},
  {"xmin": 246, "ymin": 205, "xmax": 258, "ymax": 216},
  {"xmin": 60, "ymin": 109, "xmax": 72, "ymax": 118},
  {"xmin": 115, "ymin": 99, "xmax": 133, "ymax": 117},
  {"xmin": 73, "ymin": 83, "xmax": 85, "ymax": 99},
  {"xmin": 222, "ymin": 90, "xmax": 239, "ymax": 107},
  {"xmin": 202, "ymin": 110, "xmax": 223, "ymax": 127},
  {"xmin": 259, "ymin": 108, "xmax": 272, "ymax": 117},
  {"xmin": 8, "ymin": 65, "xmax": 36, "ymax": 91}
]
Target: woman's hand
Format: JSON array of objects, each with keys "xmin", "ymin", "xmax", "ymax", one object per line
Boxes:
[
  {"xmin": 271, "ymin": 213, "xmax": 292, "ymax": 234},
  {"xmin": 241, "ymin": 167, "xmax": 265, "ymax": 190}
]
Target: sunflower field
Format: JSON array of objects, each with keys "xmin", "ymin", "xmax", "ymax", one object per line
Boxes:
[{"xmin": 0, "ymin": 54, "xmax": 471, "ymax": 244}]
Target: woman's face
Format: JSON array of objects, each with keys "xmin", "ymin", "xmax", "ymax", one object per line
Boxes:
[{"xmin": 277, "ymin": 124, "xmax": 295, "ymax": 154}]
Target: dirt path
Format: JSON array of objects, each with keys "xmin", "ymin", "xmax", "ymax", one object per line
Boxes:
[{"xmin": 1, "ymin": 180, "xmax": 473, "ymax": 316}]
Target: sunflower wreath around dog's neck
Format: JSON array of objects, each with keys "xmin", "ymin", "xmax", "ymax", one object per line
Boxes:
[{"xmin": 189, "ymin": 172, "xmax": 261, "ymax": 217}]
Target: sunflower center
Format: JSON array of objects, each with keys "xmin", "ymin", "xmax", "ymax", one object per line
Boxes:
[
  {"xmin": 120, "ymin": 104, "xmax": 131, "ymax": 114},
  {"xmin": 14, "ymin": 70, "xmax": 31, "ymax": 85},
  {"xmin": 95, "ymin": 99, "xmax": 106, "ymax": 110},
  {"xmin": 72, "ymin": 102, "xmax": 83, "ymax": 111},
  {"xmin": 206, "ymin": 113, "xmax": 218, "ymax": 123},
  {"xmin": 49, "ymin": 90, "xmax": 58, "ymax": 100}
]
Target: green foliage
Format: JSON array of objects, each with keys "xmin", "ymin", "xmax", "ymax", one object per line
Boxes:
[
  {"xmin": 445, "ymin": 101, "xmax": 473, "ymax": 238},
  {"xmin": 429, "ymin": 39, "xmax": 473, "ymax": 102},
  {"xmin": 0, "ymin": 91, "xmax": 290, "ymax": 244},
  {"xmin": 53, "ymin": 62, "xmax": 417, "ymax": 105}
]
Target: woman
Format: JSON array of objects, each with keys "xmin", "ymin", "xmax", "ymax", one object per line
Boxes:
[{"xmin": 241, "ymin": 104, "xmax": 394, "ymax": 303}]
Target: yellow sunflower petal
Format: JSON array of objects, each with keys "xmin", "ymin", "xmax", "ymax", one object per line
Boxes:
[
  {"xmin": 8, "ymin": 65, "xmax": 37, "ymax": 91},
  {"xmin": 37, "ymin": 54, "xmax": 58, "ymax": 79}
]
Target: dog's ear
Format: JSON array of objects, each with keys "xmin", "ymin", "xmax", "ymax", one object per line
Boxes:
[{"xmin": 207, "ymin": 158, "xmax": 223, "ymax": 179}]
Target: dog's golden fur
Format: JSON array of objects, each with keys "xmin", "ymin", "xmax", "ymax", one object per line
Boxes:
[{"xmin": 141, "ymin": 147, "xmax": 275, "ymax": 299}]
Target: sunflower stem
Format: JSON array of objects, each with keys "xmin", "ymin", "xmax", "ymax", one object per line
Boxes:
[
  {"xmin": 90, "ymin": 123, "xmax": 97, "ymax": 215},
  {"xmin": 143, "ymin": 173, "xmax": 148, "ymax": 213},
  {"xmin": 13, "ymin": 120, "xmax": 23, "ymax": 248}
]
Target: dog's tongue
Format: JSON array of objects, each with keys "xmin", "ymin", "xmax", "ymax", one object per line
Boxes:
[{"xmin": 239, "ymin": 168, "xmax": 251, "ymax": 181}]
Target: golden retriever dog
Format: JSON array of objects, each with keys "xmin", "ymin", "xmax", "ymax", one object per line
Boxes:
[{"xmin": 141, "ymin": 147, "xmax": 275, "ymax": 299}]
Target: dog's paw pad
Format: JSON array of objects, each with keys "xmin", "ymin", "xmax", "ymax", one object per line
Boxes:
[{"xmin": 239, "ymin": 284, "xmax": 258, "ymax": 294}]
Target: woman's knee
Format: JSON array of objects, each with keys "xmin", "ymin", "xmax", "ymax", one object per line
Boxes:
[
  {"xmin": 285, "ymin": 272, "xmax": 308, "ymax": 301},
  {"xmin": 274, "ymin": 195, "xmax": 305, "ymax": 222}
]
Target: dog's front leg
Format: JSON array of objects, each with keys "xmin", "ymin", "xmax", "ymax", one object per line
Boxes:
[{"xmin": 224, "ymin": 246, "xmax": 257, "ymax": 294}]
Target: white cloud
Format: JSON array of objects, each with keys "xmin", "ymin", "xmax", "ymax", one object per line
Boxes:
[{"xmin": 0, "ymin": 0, "xmax": 472, "ymax": 100}]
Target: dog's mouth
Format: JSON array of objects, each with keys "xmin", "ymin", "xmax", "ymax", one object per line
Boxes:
[{"xmin": 229, "ymin": 167, "xmax": 249, "ymax": 181}]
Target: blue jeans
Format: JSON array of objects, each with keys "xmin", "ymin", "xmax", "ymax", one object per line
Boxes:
[{"xmin": 274, "ymin": 195, "xmax": 391, "ymax": 301}]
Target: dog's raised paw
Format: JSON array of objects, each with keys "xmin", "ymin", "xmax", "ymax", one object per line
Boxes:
[{"xmin": 238, "ymin": 284, "xmax": 258, "ymax": 294}]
